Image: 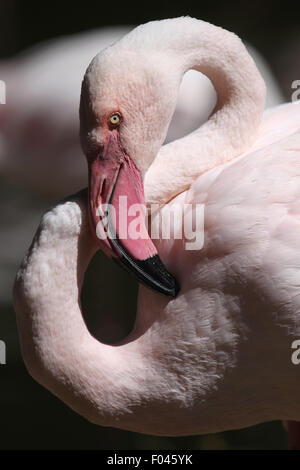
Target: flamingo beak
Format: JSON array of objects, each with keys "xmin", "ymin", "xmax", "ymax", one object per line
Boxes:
[{"xmin": 87, "ymin": 129, "xmax": 179, "ymax": 297}]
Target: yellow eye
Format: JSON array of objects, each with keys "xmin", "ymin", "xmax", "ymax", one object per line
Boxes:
[{"xmin": 109, "ymin": 113, "xmax": 121, "ymax": 127}]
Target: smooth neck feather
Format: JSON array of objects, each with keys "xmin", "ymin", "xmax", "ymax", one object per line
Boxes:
[{"xmin": 142, "ymin": 18, "xmax": 266, "ymax": 205}]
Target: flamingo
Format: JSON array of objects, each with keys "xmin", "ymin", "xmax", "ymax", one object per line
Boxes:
[
  {"xmin": 13, "ymin": 17, "xmax": 300, "ymax": 447},
  {"xmin": 0, "ymin": 27, "xmax": 284, "ymax": 306}
]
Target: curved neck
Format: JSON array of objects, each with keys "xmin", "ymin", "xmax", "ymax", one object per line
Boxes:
[
  {"xmin": 144, "ymin": 18, "xmax": 266, "ymax": 204},
  {"xmin": 13, "ymin": 192, "xmax": 139, "ymax": 422}
]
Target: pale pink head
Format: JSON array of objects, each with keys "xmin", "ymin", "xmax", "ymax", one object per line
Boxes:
[{"xmin": 79, "ymin": 42, "xmax": 179, "ymax": 296}]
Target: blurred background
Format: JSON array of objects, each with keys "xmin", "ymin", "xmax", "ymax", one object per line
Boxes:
[{"xmin": 0, "ymin": 0, "xmax": 298, "ymax": 450}]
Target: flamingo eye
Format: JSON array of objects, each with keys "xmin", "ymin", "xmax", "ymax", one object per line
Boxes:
[{"xmin": 109, "ymin": 112, "xmax": 122, "ymax": 127}]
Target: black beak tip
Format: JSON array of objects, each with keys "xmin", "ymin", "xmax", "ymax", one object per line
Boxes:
[
  {"xmin": 112, "ymin": 252, "xmax": 180, "ymax": 298},
  {"xmin": 129, "ymin": 253, "xmax": 180, "ymax": 298}
]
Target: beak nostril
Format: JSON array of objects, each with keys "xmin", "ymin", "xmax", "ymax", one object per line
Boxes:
[{"xmin": 85, "ymin": 141, "xmax": 106, "ymax": 163}]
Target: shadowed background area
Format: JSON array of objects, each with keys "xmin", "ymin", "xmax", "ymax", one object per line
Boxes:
[{"xmin": 0, "ymin": 0, "xmax": 298, "ymax": 449}]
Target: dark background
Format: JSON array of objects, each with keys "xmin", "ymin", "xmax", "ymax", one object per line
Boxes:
[
  {"xmin": 1, "ymin": 0, "xmax": 299, "ymax": 98},
  {"xmin": 0, "ymin": 0, "xmax": 298, "ymax": 450}
]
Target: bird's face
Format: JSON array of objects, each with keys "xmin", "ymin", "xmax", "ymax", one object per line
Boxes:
[{"xmin": 79, "ymin": 48, "xmax": 179, "ymax": 297}]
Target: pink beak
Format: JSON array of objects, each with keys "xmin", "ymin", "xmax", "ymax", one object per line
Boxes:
[{"xmin": 87, "ymin": 128, "xmax": 179, "ymax": 297}]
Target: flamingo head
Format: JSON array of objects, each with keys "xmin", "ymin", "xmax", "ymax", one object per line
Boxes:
[{"xmin": 79, "ymin": 45, "xmax": 180, "ymax": 297}]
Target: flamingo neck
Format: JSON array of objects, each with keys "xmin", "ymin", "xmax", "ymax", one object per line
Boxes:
[
  {"xmin": 13, "ymin": 193, "xmax": 135, "ymax": 420},
  {"xmin": 143, "ymin": 18, "xmax": 266, "ymax": 205}
]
